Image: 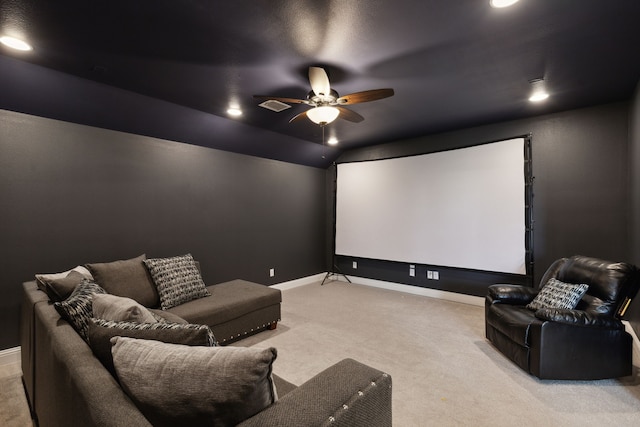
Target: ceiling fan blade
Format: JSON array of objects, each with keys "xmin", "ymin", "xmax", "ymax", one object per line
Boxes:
[
  {"xmin": 336, "ymin": 106, "xmax": 364, "ymax": 123},
  {"xmin": 288, "ymin": 111, "xmax": 309, "ymax": 123},
  {"xmin": 253, "ymin": 95, "xmax": 307, "ymax": 104},
  {"xmin": 337, "ymin": 88, "xmax": 394, "ymax": 105},
  {"xmin": 309, "ymin": 67, "xmax": 331, "ymax": 98}
]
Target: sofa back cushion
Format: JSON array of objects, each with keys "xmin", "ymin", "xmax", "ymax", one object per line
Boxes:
[{"xmin": 87, "ymin": 254, "xmax": 160, "ymax": 308}]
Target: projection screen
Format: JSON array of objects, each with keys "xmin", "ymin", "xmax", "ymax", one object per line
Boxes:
[{"xmin": 335, "ymin": 137, "xmax": 527, "ymax": 275}]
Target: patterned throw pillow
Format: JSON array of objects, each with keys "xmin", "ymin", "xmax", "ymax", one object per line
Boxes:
[
  {"xmin": 54, "ymin": 280, "xmax": 106, "ymax": 340},
  {"xmin": 527, "ymin": 278, "xmax": 589, "ymax": 311},
  {"xmin": 90, "ymin": 318, "xmax": 217, "ymax": 346},
  {"xmin": 87, "ymin": 318, "xmax": 217, "ymax": 376},
  {"xmin": 143, "ymin": 254, "xmax": 210, "ymax": 310}
]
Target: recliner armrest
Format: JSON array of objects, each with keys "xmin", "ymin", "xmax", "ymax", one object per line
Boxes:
[
  {"xmin": 487, "ymin": 284, "xmax": 538, "ymax": 305},
  {"xmin": 534, "ymin": 308, "xmax": 625, "ymax": 329}
]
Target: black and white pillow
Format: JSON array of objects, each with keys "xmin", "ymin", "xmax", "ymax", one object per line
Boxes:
[
  {"xmin": 87, "ymin": 318, "xmax": 217, "ymax": 376},
  {"xmin": 527, "ymin": 278, "xmax": 589, "ymax": 311},
  {"xmin": 90, "ymin": 318, "xmax": 217, "ymax": 346},
  {"xmin": 54, "ymin": 280, "xmax": 106, "ymax": 340},
  {"xmin": 143, "ymin": 254, "xmax": 210, "ymax": 310}
]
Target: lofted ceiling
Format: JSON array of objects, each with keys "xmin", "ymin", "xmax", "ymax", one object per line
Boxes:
[{"xmin": 1, "ymin": 0, "xmax": 639, "ymax": 168}]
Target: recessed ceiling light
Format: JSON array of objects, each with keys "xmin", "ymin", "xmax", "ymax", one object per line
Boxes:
[
  {"xmin": 328, "ymin": 137, "xmax": 338, "ymax": 145},
  {"xmin": 0, "ymin": 35, "xmax": 33, "ymax": 51},
  {"xmin": 227, "ymin": 107, "xmax": 242, "ymax": 116},
  {"xmin": 528, "ymin": 79, "xmax": 549, "ymax": 103},
  {"xmin": 529, "ymin": 92, "xmax": 549, "ymax": 102},
  {"xmin": 490, "ymin": 0, "xmax": 520, "ymax": 8}
]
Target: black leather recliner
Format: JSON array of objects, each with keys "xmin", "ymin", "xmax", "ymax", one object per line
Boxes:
[{"xmin": 485, "ymin": 255, "xmax": 640, "ymax": 380}]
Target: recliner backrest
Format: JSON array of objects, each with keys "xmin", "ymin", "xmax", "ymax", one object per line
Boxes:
[{"xmin": 541, "ymin": 255, "xmax": 640, "ymax": 318}]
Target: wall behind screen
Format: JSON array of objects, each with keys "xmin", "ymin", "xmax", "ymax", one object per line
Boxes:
[
  {"xmin": 336, "ymin": 138, "xmax": 526, "ymax": 275},
  {"xmin": 334, "ymin": 102, "xmax": 630, "ymax": 296}
]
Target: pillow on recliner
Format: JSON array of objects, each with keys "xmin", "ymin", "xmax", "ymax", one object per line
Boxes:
[{"xmin": 527, "ymin": 278, "xmax": 588, "ymax": 311}]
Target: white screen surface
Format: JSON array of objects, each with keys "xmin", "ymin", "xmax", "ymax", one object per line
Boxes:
[{"xmin": 335, "ymin": 138, "xmax": 526, "ymax": 275}]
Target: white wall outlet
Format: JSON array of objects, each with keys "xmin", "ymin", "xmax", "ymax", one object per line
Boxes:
[
  {"xmin": 409, "ymin": 265, "xmax": 415, "ymax": 277},
  {"xmin": 433, "ymin": 271, "xmax": 439, "ymax": 280},
  {"xmin": 427, "ymin": 270, "xmax": 433, "ymax": 279},
  {"xmin": 269, "ymin": 268, "xmax": 275, "ymax": 277},
  {"xmin": 352, "ymin": 261, "xmax": 358, "ymax": 269}
]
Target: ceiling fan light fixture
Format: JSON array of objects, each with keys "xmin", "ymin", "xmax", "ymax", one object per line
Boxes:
[
  {"xmin": 307, "ymin": 106, "xmax": 339, "ymax": 125},
  {"xmin": 490, "ymin": 0, "xmax": 520, "ymax": 8}
]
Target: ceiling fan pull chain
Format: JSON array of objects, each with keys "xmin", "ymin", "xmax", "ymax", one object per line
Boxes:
[{"xmin": 322, "ymin": 125, "xmax": 326, "ymax": 159}]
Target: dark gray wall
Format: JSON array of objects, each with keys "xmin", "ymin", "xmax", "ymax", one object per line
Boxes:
[
  {"xmin": 335, "ymin": 102, "xmax": 631, "ymax": 295},
  {"xmin": 0, "ymin": 109, "xmax": 327, "ymax": 350},
  {"xmin": 628, "ymin": 83, "xmax": 640, "ymax": 335}
]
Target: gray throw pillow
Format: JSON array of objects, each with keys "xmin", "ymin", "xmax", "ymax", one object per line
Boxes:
[
  {"xmin": 36, "ymin": 270, "xmax": 86, "ymax": 302},
  {"xmin": 54, "ymin": 280, "xmax": 106, "ymax": 340},
  {"xmin": 527, "ymin": 278, "xmax": 589, "ymax": 311},
  {"xmin": 92, "ymin": 293, "xmax": 159, "ymax": 324},
  {"xmin": 86, "ymin": 254, "xmax": 159, "ymax": 308},
  {"xmin": 111, "ymin": 337, "xmax": 277, "ymax": 427},
  {"xmin": 87, "ymin": 318, "xmax": 216, "ymax": 377},
  {"xmin": 143, "ymin": 254, "xmax": 210, "ymax": 310}
]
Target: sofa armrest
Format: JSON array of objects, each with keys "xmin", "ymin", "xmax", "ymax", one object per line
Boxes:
[
  {"xmin": 486, "ymin": 284, "xmax": 538, "ymax": 305},
  {"xmin": 238, "ymin": 358, "xmax": 392, "ymax": 427},
  {"xmin": 534, "ymin": 308, "xmax": 625, "ymax": 329}
]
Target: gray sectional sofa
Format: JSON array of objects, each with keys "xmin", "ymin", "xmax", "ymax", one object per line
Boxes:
[{"xmin": 20, "ymin": 255, "xmax": 392, "ymax": 426}]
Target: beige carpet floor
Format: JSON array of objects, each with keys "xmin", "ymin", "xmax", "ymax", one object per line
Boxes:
[{"xmin": 2, "ymin": 280, "xmax": 640, "ymax": 426}]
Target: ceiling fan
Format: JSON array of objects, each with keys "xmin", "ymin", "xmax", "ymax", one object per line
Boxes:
[{"xmin": 254, "ymin": 67, "xmax": 394, "ymax": 126}]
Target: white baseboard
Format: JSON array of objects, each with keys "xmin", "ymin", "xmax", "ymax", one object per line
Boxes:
[
  {"xmin": 276, "ymin": 272, "xmax": 485, "ymax": 306},
  {"xmin": 0, "ymin": 346, "xmax": 20, "ymax": 366},
  {"xmin": 338, "ymin": 275, "xmax": 485, "ymax": 306},
  {"xmin": 271, "ymin": 273, "xmax": 327, "ymax": 291}
]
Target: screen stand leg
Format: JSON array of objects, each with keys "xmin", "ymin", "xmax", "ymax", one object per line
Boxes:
[{"xmin": 321, "ymin": 265, "xmax": 352, "ymax": 286}]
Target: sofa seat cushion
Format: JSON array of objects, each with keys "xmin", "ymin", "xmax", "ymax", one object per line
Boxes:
[
  {"xmin": 167, "ymin": 280, "xmax": 281, "ymax": 328},
  {"xmin": 486, "ymin": 304, "xmax": 542, "ymax": 347}
]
